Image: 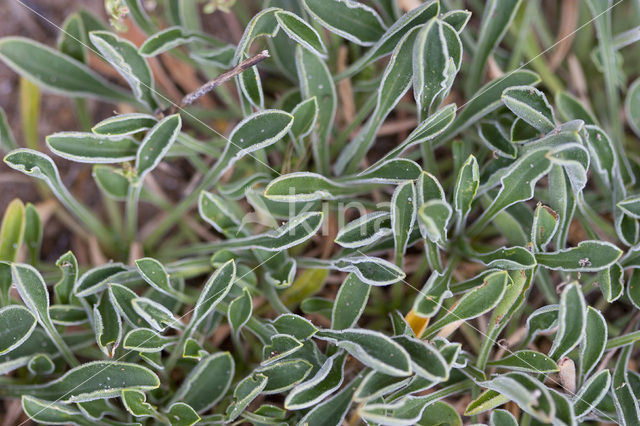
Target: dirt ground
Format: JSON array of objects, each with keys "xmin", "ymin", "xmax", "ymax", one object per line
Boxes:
[{"xmin": 0, "ymin": 1, "xmax": 108, "ymax": 263}]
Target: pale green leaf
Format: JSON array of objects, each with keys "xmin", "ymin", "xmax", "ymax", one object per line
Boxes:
[
  {"xmin": 302, "ymin": 0, "xmax": 386, "ymax": 46},
  {"xmin": 316, "ymin": 328, "xmax": 411, "ymax": 376},
  {"xmin": 0, "ymin": 37, "xmax": 135, "ymax": 104}
]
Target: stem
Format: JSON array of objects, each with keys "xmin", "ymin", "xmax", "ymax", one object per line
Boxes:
[
  {"xmin": 73, "ymin": 98, "xmax": 92, "ymax": 131},
  {"xmin": 48, "ymin": 326, "xmax": 80, "ymax": 367},
  {"xmin": 125, "ymin": 182, "xmax": 142, "ymax": 247},
  {"xmin": 476, "ymin": 327, "xmax": 501, "ymax": 371}
]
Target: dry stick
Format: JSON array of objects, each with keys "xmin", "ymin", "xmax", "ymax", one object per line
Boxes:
[{"xmin": 159, "ymin": 49, "xmax": 270, "ymax": 116}]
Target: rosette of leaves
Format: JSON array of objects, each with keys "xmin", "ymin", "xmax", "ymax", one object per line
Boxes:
[{"xmin": 0, "ymin": 0, "xmax": 640, "ymax": 425}]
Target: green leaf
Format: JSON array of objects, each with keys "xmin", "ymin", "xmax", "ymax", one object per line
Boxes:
[
  {"xmin": 412, "ymin": 269, "xmax": 452, "ymax": 319},
  {"xmin": 271, "ymin": 313, "xmax": 318, "ymax": 340},
  {"xmin": 335, "ymin": 25, "xmax": 418, "ymax": 174},
  {"xmin": 549, "ymin": 283, "xmax": 586, "ymax": 360},
  {"xmin": 132, "ymin": 297, "xmax": 179, "ymax": 332},
  {"xmin": 392, "ymin": 335, "xmax": 449, "ymax": 381},
  {"xmin": 295, "ymin": 46, "xmax": 336, "ymax": 173},
  {"xmin": 285, "ymin": 351, "xmax": 346, "ymax": 410},
  {"xmin": 108, "ymin": 283, "xmax": 149, "ymax": 328},
  {"xmin": 335, "ymin": 212, "xmax": 391, "ymax": 248},
  {"xmin": 465, "ymin": 390, "xmax": 511, "ymax": 416},
  {"xmin": 238, "ymin": 58, "xmax": 264, "ymax": 109},
  {"xmin": 418, "ymin": 199, "xmax": 452, "ymax": 247},
  {"xmin": 332, "ymin": 274, "xmax": 370, "ymax": 330},
  {"xmin": 0, "ymin": 107, "xmax": 18, "ymax": 153},
  {"xmin": 308, "ymin": 256, "xmax": 405, "ymax": 286},
  {"xmin": 490, "ymin": 409, "xmax": 518, "ymax": 426},
  {"xmin": 472, "ymin": 246, "xmax": 537, "ymax": 270},
  {"xmin": 391, "ymin": 181, "xmax": 417, "ymax": 265},
  {"xmin": 453, "ymin": 155, "xmax": 479, "ymax": 229},
  {"xmin": 27, "ymin": 354, "xmax": 55, "ymax": 376},
  {"xmin": 135, "ymin": 257, "xmax": 174, "ymax": 297},
  {"xmin": 479, "ymin": 121, "xmax": 517, "ymax": 158},
  {"xmin": 46, "ymin": 132, "xmax": 139, "ymax": 163},
  {"xmin": 123, "ymin": 0, "xmax": 156, "ymax": 34},
  {"xmin": 136, "ymin": 114, "xmax": 181, "ymax": 178},
  {"xmin": 629, "ymin": 269, "xmax": 640, "ymax": 310},
  {"xmin": 416, "ymin": 401, "xmax": 462, "ymax": 426},
  {"xmin": 487, "ymin": 350, "xmax": 558, "ymax": 373},
  {"xmin": 573, "ymin": 369, "xmax": 611, "ymax": 418},
  {"xmin": 92, "ymin": 166, "xmax": 130, "ymax": 200},
  {"xmin": 337, "ymin": 1, "xmax": 439, "ymax": 79},
  {"xmin": 58, "ymin": 12, "xmax": 87, "ymax": 63},
  {"xmin": 424, "ymin": 271, "xmax": 508, "ymax": 337},
  {"xmin": 262, "ymin": 334, "xmax": 303, "ymax": 365},
  {"xmin": 22, "ymin": 395, "xmax": 91, "ymax": 426},
  {"xmin": 290, "ymin": 97, "xmax": 319, "ymax": 141},
  {"xmin": 226, "ymin": 374, "xmax": 268, "ymax": 421},
  {"xmin": 191, "ymin": 211, "xmax": 323, "ymax": 254},
  {"xmin": 618, "ymin": 194, "xmax": 640, "ymax": 219},
  {"xmin": 15, "ymin": 361, "xmax": 159, "ymax": 402},
  {"xmin": 438, "ymin": 70, "xmax": 540, "ymax": 144},
  {"xmin": 0, "ymin": 199, "xmax": 24, "ymax": 262},
  {"xmin": 92, "ymin": 113, "xmax": 157, "ymax": 136},
  {"xmin": 470, "ymin": 148, "xmax": 552, "ymax": 235},
  {"xmin": 381, "ymin": 104, "xmax": 456, "ymax": 161},
  {"xmin": 598, "ymin": 263, "xmax": 624, "ymax": 304},
  {"xmin": 0, "ymin": 305, "xmax": 36, "ymax": 355},
  {"xmin": 257, "ymin": 358, "xmax": 313, "ymax": 394},
  {"xmin": 166, "ymin": 402, "xmax": 200, "ymax": 426},
  {"xmin": 354, "ymin": 370, "xmax": 412, "ymax": 402},
  {"xmin": 348, "ymin": 158, "xmax": 422, "ymax": 183},
  {"xmin": 625, "ymin": 77, "xmax": 640, "ymax": 138},
  {"xmin": 523, "ymin": 305, "xmax": 558, "ymax": 346},
  {"xmin": 123, "ymin": 327, "xmax": 175, "ymax": 352},
  {"xmin": 531, "ymin": 203, "xmax": 558, "ymax": 251},
  {"xmin": 275, "ymin": 11, "xmax": 327, "ymax": 57},
  {"xmin": 612, "ymin": 345, "xmax": 640, "ymax": 425},
  {"xmin": 466, "ymin": 0, "xmax": 521, "ymax": 93},
  {"xmin": 23, "ymin": 203, "xmax": 41, "ymax": 265},
  {"xmin": 302, "ymin": 0, "xmax": 386, "ymax": 46},
  {"xmin": 228, "ymin": 287, "xmax": 252, "ymax": 336},
  {"xmin": 94, "ymin": 292, "xmax": 122, "ymax": 357},
  {"xmin": 53, "ymin": 251, "xmax": 78, "ymax": 305},
  {"xmin": 139, "ymin": 26, "xmax": 228, "ymax": 57},
  {"xmin": 50, "ymin": 304, "xmax": 87, "ymax": 326},
  {"xmin": 11, "ymin": 263, "xmax": 78, "ymax": 366},
  {"xmin": 185, "ymin": 260, "xmax": 235, "ymax": 335},
  {"xmin": 0, "ymin": 37, "xmax": 135, "ymax": 103},
  {"xmin": 502, "ymin": 86, "xmax": 555, "ymax": 133},
  {"xmin": 441, "ymin": 9, "xmax": 471, "ymax": 32},
  {"xmin": 89, "ymin": 31, "xmax": 157, "ymax": 110},
  {"xmin": 316, "ymin": 328, "xmax": 411, "ymax": 377},
  {"xmin": 218, "ymin": 109, "xmax": 293, "ymax": 171},
  {"xmin": 121, "ymin": 389, "xmax": 157, "ymax": 417},
  {"xmin": 234, "ymin": 8, "xmax": 279, "ymax": 61},
  {"xmin": 580, "ymin": 307, "xmax": 607, "ymax": 378},
  {"xmin": 413, "ymin": 19, "xmax": 459, "ymax": 116},
  {"xmin": 4, "ymin": 149, "xmax": 111, "ymax": 246},
  {"xmin": 556, "ymin": 91, "xmax": 597, "ymax": 124},
  {"xmin": 299, "ymin": 375, "xmax": 361, "ymax": 426},
  {"xmin": 535, "ymin": 241, "xmax": 622, "ymax": 272},
  {"xmin": 171, "ymin": 352, "xmax": 235, "ymax": 412},
  {"xmin": 479, "ymin": 372, "xmax": 555, "ymax": 423}
]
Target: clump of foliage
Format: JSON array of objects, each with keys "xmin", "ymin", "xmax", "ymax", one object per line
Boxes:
[{"xmin": 1, "ymin": 0, "xmax": 640, "ymax": 424}]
